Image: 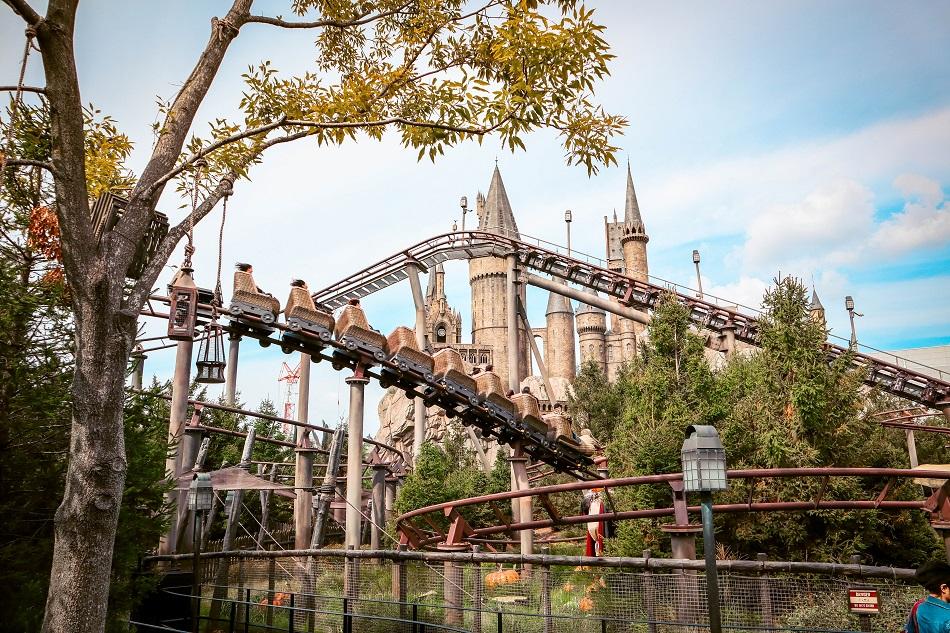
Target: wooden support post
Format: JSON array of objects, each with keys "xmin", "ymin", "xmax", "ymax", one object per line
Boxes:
[
  {"xmin": 906, "ymin": 429, "xmax": 920, "ymax": 468},
  {"xmin": 256, "ymin": 466, "xmax": 276, "ymax": 545},
  {"xmin": 406, "ymin": 262, "xmax": 428, "ymax": 463},
  {"xmin": 344, "ymin": 545, "xmax": 359, "ymax": 602},
  {"xmin": 131, "ymin": 347, "xmax": 146, "ymax": 390},
  {"xmin": 345, "ymin": 372, "xmax": 369, "ymax": 550},
  {"xmin": 517, "ymin": 296, "xmax": 557, "ymax": 407},
  {"xmin": 371, "ymin": 464, "xmax": 388, "ymax": 550},
  {"xmin": 312, "ymin": 427, "xmax": 344, "ymax": 549},
  {"xmin": 510, "ymin": 452, "xmax": 533, "ymax": 567},
  {"xmin": 205, "ymin": 430, "xmax": 255, "ymax": 632}
]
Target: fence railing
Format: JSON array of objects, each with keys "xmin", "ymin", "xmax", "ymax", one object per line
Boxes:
[{"xmin": 141, "ymin": 549, "xmax": 919, "ymax": 633}]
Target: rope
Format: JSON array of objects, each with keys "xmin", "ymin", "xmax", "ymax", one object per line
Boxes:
[
  {"xmin": 0, "ymin": 27, "xmax": 36, "ymax": 196},
  {"xmin": 213, "ymin": 177, "xmax": 233, "ymax": 307}
]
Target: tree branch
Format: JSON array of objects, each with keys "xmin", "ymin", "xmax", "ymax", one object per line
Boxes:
[
  {"xmin": 1, "ymin": 0, "xmax": 41, "ymax": 26},
  {"xmin": 3, "ymin": 158, "xmax": 57, "ymax": 176},
  {"xmin": 0, "ymin": 85, "xmax": 45, "ymax": 94},
  {"xmin": 117, "ymin": 0, "xmax": 252, "ymax": 270},
  {"xmin": 143, "ymin": 115, "xmax": 288, "ymax": 198},
  {"xmin": 243, "ymin": 2, "xmax": 411, "ymax": 29},
  {"xmin": 127, "ymin": 173, "xmax": 237, "ymax": 311}
]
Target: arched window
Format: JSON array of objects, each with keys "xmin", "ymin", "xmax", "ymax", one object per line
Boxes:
[{"xmin": 435, "ymin": 323, "xmax": 447, "ymax": 343}]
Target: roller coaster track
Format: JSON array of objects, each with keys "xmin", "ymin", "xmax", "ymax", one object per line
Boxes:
[
  {"xmin": 394, "ymin": 467, "xmax": 950, "ymax": 550},
  {"xmin": 311, "ymin": 231, "xmax": 950, "ymax": 412}
]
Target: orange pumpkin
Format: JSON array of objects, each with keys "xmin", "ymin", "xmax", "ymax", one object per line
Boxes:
[
  {"xmin": 502, "ymin": 569, "xmax": 520, "ymax": 584},
  {"xmin": 579, "ymin": 596, "xmax": 594, "ymax": 612}
]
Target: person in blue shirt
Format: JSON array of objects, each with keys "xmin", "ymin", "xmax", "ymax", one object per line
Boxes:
[{"xmin": 907, "ymin": 560, "xmax": 950, "ymax": 633}]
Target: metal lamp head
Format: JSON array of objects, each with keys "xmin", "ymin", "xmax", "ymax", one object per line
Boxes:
[
  {"xmin": 692, "ymin": 249, "xmax": 701, "ymax": 264},
  {"xmin": 564, "ymin": 209, "xmax": 572, "ymax": 223},
  {"xmin": 460, "ymin": 195, "xmax": 468, "ymax": 210},
  {"xmin": 681, "ymin": 425, "xmax": 728, "ymax": 492},
  {"xmin": 188, "ymin": 472, "xmax": 214, "ymax": 512},
  {"xmin": 845, "ymin": 295, "xmax": 855, "ymax": 311},
  {"xmin": 168, "ymin": 267, "xmax": 199, "ymax": 341}
]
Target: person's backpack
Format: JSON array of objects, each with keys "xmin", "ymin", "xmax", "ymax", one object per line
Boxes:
[{"xmin": 909, "ymin": 598, "xmax": 925, "ymax": 633}]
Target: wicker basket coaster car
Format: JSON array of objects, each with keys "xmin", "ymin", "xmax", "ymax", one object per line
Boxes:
[
  {"xmin": 384, "ymin": 327, "xmax": 435, "ymax": 380},
  {"xmin": 230, "ymin": 271, "xmax": 281, "ymax": 324},
  {"xmin": 577, "ymin": 429, "xmax": 599, "ymax": 456},
  {"xmin": 542, "ymin": 413, "xmax": 575, "ymax": 442},
  {"xmin": 475, "ymin": 371, "xmax": 518, "ymax": 422},
  {"xmin": 511, "ymin": 393, "xmax": 548, "ymax": 437},
  {"xmin": 284, "ymin": 286, "xmax": 335, "ymax": 341},
  {"xmin": 432, "ymin": 348, "xmax": 480, "ymax": 405},
  {"xmin": 334, "ymin": 303, "xmax": 387, "ymax": 361}
]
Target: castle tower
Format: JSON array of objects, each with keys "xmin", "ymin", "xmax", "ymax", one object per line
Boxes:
[
  {"xmin": 425, "ymin": 263, "xmax": 463, "ymax": 347},
  {"xmin": 545, "ymin": 289, "xmax": 576, "ymax": 384},
  {"xmin": 469, "ymin": 165, "xmax": 530, "ymax": 388},
  {"xmin": 576, "ymin": 297, "xmax": 607, "ymax": 373},
  {"xmin": 618, "ymin": 162, "xmax": 649, "ymax": 360},
  {"xmin": 809, "ymin": 289, "xmax": 826, "ymax": 329}
]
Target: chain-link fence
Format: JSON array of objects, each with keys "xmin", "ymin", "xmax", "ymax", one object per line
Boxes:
[{"xmin": 141, "ymin": 551, "xmax": 918, "ymax": 633}]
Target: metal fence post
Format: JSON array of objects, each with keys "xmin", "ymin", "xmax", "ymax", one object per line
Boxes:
[
  {"xmin": 496, "ymin": 609, "xmax": 503, "ymax": 633},
  {"xmin": 643, "ymin": 549, "xmax": 657, "ymax": 633},
  {"xmin": 541, "ymin": 546, "xmax": 552, "ymax": 633},
  {"xmin": 395, "ymin": 544, "xmax": 409, "ymax": 626},
  {"xmin": 228, "ymin": 597, "xmax": 236, "ymax": 633},
  {"xmin": 288, "ymin": 593, "xmax": 295, "ymax": 633},
  {"xmin": 343, "ymin": 597, "xmax": 351, "ymax": 633},
  {"xmin": 267, "ymin": 554, "xmax": 276, "ymax": 627},
  {"xmin": 756, "ymin": 553, "xmax": 774, "ymax": 628},
  {"xmin": 413, "ymin": 602, "xmax": 419, "ymax": 633},
  {"xmin": 244, "ymin": 588, "xmax": 250, "ymax": 633},
  {"xmin": 473, "ymin": 545, "xmax": 483, "ymax": 633}
]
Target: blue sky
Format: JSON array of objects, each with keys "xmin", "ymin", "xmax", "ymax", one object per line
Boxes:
[{"xmin": 3, "ymin": 1, "xmax": 949, "ymax": 431}]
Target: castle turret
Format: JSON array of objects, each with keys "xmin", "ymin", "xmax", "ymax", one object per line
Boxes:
[
  {"xmin": 809, "ymin": 289, "xmax": 826, "ymax": 329},
  {"xmin": 425, "ymin": 263, "xmax": 462, "ymax": 346},
  {"xmin": 545, "ymin": 289, "xmax": 576, "ymax": 383},
  {"xmin": 469, "ymin": 165, "xmax": 530, "ymax": 388},
  {"xmin": 576, "ymin": 297, "xmax": 607, "ymax": 373},
  {"xmin": 619, "ymin": 162, "xmax": 649, "ymax": 360}
]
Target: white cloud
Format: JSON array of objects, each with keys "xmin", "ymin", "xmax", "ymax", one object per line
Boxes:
[
  {"xmin": 869, "ymin": 174, "xmax": 950, "ymax": 257},
  {"xmin": 742, "ymin": 179, "xmax": 874, "ymax": 272}
]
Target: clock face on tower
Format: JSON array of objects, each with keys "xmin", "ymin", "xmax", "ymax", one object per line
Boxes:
[{"xmin": 436, "ymin": 325, "xmax": 447, "ymax": 342}]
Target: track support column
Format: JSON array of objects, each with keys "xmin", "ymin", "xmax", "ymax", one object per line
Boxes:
[
  {"xmin": 370, "ymin": 464, "xmax": 388, "ymax": 550},
  {"xmin": 294, "ymin": 431, "xmax": 317, "ymax": 550},
  {"xmin": 510, "ymin": 449, "xmax": 533, "ymax": 565},
  {"xmin": 345, "ymin": 369, "xmax": 369, "ymax": 550},
  {"xmin": 406, "ymin": 262, "xmax": 428, "ymax": 462},
  {"xmin": 224, "ymin": 332, "xmax": 240, "ymax": 405},
  {"xmin": 161, "ymin": 337, "xmax": 194, "ymax": 554}
]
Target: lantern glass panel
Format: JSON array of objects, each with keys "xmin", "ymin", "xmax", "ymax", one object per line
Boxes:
[
  {"xmin": 195, "ymin": 323, "xmax": 226, "ymax": 384},
  {"xmin": 188, "ymin": 474, "xmax": 214, "ymax": 512}
]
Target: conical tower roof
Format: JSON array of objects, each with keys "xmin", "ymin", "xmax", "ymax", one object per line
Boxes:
[
  {"xmin": 545, "ymin": 287, "xmax": 573, "ymax": 316},
  {"xmin": 425, "ymin": 262, "xmax": 445, "ymax": 300},
  {"xmin": 576, "ymin": 292, "xmax": 606, "ymax": 316},
  {"xmin": 624, "ymin": 161, "xmax": 645, "ymax": 235},
  {"xmin": 809, "ymin": 288, "xmax": 824, "ymax": 311},
  {"xmin": 479, "ymin": 165, "xmax": 520, "ymax": 238}
]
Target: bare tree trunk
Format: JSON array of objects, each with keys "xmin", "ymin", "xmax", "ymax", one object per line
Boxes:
[{"xmin": 42, "ymin": 297, "xmax": 137, "ymax": 632}]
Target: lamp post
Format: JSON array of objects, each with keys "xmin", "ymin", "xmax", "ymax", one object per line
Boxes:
[
  {"xmin": 845, "ymin": 295, "xmax": 863, "ymax": 350},
  {"xmin": 564, "ymin": 209, "xmax": 572, "ymax": 257},
  {"xmin": 681, "ymin": 425, "xmax": 728, "ymax": 633},
  {"xmin": 188, "ymin": 473, "xmax": 214, "ymax": 633},
  {"xmin": 460, "ymin": 196, "xmax": 468, "ymax": 232},
  {"xmin": 692, "ymin": 250, "xmax": 704, "ymax": 299}
]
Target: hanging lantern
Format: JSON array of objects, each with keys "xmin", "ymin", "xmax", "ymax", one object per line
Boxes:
[
  {"xmin": 168, "ymin": 266, "xmax": 198, "ymax": 341},
  {"xmin": 195, "ymin": 320, "xmax": 226, "ymax": 383}
]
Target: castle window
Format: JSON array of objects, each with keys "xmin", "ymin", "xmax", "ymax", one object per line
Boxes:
[{"xmin": 436, "ymin": 324, "xmax": 447, "ymax": 343}]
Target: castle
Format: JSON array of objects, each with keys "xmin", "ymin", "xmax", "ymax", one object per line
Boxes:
[{"xmin": 375, "ymin": 163, "xmax": 651, "ymax": 459}]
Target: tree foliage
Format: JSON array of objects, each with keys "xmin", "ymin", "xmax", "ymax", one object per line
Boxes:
[{"xmin": 599, "ymin": 279, "xmax": 942, "ymax": 566}]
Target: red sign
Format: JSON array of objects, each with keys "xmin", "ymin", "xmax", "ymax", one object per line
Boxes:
[{"xmin": 848, "ymin": 588, "xmax": 880, "ymax": 614}]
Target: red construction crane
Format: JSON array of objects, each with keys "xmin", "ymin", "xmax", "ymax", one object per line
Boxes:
[{"xmin": 278, "ymin": 362, "xmax": 300, "ymax": 435}]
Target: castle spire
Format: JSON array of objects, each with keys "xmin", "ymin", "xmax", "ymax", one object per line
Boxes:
[
  {"xmin": 624, "ymin": 160, "xmax": 645, "ymax": 235},
  {"xmin": 479, "ymin": 164, "xmax": 520, "ymax": 238}
]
